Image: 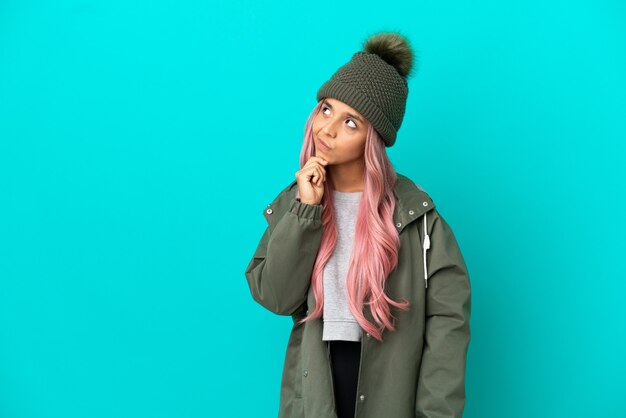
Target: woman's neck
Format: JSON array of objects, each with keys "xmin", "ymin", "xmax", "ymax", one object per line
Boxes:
[{"xmin": 328, "ymin": 163, "xmax": 365, "ymax": 192}]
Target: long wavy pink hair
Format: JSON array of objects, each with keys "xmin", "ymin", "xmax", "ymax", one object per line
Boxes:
[{"xmin": 295, "ymin": 100, "xmax": 410, "ymax": 342}]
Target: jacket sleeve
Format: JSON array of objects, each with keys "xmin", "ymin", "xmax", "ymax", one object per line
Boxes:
[
  {"xmin": 244, "ymin": 197, "xmax": 324, "ymax": 316},
  {"xmin": 416, "ymin": 210, "xmax": 472, "ymax": 418}
]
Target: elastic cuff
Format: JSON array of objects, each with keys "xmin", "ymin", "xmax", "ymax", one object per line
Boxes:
[{"xmin": 289, "ymin": 198, "xmax": 322, "ymax": 220}]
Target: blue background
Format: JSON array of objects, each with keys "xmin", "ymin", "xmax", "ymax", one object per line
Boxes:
[{"xmin": 1, "ymin": 1, "xmax": 625, "ymax": 417}]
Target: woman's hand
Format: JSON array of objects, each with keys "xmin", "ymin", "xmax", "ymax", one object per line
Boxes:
[{"xmin": 296, "ymin": 156, "xmax": 328, "ymax": 205}]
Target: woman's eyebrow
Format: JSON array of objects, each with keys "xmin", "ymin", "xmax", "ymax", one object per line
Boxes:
[{"xmin": 323, "ymin": 101, "xmax": 364, "ymax": 123}]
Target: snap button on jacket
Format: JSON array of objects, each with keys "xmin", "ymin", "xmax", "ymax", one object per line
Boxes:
[{"xmin": 245, "ymin": 173, "xmax": 471, "ymax": 418}]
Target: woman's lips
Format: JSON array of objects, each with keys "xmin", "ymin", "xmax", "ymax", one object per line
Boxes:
[{"xmin": 318, "ymin": 138, "xmax": 331, "ymax": 151}]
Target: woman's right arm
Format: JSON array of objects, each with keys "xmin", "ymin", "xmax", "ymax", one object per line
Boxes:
[{"xmin": 244, "ymin": 198, "xmax": 323, "ymax": 316}]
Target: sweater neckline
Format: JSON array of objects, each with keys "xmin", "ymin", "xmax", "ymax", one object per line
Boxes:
[{"xmin": 333, "ymin": 190, "xmax": 362, "ymax": 202}]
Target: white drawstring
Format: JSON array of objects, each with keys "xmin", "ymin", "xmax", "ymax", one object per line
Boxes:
[{"xmin": 423, "ymin": 212, "xmax": 430, "ymax": 288}]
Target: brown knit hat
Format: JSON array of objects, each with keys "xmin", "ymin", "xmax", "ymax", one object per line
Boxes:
[{"xmin": 316, "ymin": 32, "xmax": 417, "ymax": 147}]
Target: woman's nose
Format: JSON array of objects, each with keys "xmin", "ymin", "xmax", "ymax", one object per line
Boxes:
[{"xmin": 322, "ymin": 121, "xmax": 337, "ymax": 138}]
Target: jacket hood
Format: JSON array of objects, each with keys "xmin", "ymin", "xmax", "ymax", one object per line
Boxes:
[{"xmin": 263, "ymin": 173, "xmax": 436, "ymax": 235}]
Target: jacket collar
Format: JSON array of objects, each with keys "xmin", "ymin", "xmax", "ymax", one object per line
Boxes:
[
  {"xmin": 263, "ymin": 173, "xmax": 436, "ymax": 234},
  {"xmin": 391, "ymin": 173, "xmax": 436, "ymax": 233}
]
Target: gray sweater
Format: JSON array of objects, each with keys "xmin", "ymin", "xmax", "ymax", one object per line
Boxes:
[{"xmin": 322, "ymin": 190, "xmax": 363, "ymax": 342}]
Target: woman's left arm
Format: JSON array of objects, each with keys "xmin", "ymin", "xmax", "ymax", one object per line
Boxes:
[{"xmin": 415, "ymin": 209, "xmax": 472, "ymax": 418}]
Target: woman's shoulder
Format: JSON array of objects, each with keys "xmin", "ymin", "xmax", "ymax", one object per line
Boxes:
[
  {"xmin": 272, "ymin": 178, "xmax": 298, "ymax": 201},
  {"xmin": 261, "ymin": 178, "xmax": 299, "ymax": 224},
  {"xmin": 395, "ymin": 172, "xmax": 429, "ymax": 195}
]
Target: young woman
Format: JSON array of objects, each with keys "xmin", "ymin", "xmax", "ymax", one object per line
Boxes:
[{"xmin": 245, "ymin": 32, "xmax": 471, "ymax": 418}]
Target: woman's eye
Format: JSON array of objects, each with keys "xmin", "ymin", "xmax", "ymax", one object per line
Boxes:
[{"xmin": 321, "ymin": 106, "xmax": 356, "ymax": 128}]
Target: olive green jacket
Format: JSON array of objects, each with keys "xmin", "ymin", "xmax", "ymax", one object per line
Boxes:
[{"xmin": 245, "ymin": 173, "xmax": 471, "ymax": 418}]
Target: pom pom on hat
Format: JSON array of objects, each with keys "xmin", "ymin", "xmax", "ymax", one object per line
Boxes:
[{"xmin": 363, "ymin": 31, "xmax": 416, "ymax": 79}]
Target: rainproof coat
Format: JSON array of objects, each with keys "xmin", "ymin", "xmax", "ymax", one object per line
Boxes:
[{"xmin": 245, "ymin": 173, "xmax": 471, "ymax": 418}]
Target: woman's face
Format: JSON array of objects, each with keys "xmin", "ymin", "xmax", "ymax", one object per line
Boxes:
[{"xmin": 312, "ymin": 98, "xmax": 369, "ymax": 165}]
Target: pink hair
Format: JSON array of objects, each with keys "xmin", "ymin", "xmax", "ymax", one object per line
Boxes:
[{"xmin": 295, "ymin": 100, "xmax": 410, "ymax": 342}]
